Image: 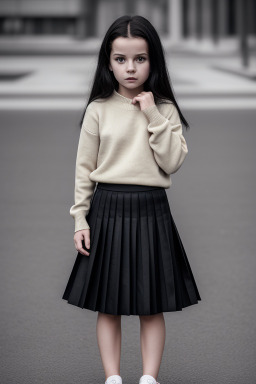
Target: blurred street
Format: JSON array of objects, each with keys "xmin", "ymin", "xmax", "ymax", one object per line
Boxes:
[
  {"xmin": 1, "ymin": 45, "xmax": 256, "ymax": 383},
  {"xmin": 0, "ymin": 37, "xmax": 256, "ymax": 111}
]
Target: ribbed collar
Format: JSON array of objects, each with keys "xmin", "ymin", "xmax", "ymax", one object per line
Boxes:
[{"xmin": 112, "ymin": 89, "xmax": 141, "ymax": 110}]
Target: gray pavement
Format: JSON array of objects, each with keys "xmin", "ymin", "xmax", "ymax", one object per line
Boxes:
[
  {"xmin": 0, "ymin": 106, "xmax": 256, "ymax": 383},
  {"xmin": 0, "ymin": 45, "xmax": 256, "ymax": 383}
]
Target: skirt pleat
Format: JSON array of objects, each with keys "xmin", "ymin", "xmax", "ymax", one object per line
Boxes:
[{"xmin": 62, "ymin": 183, "xmax": 201, "ymax": 315}]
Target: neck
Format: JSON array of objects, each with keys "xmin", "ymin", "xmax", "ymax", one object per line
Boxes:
[
  {"xmin": 117, "ymin": 86, "xmax": 144, "ymax": 100},
  {"xmin": 112, "ymin": 90, "xmax": 141, "ymax": 111}
]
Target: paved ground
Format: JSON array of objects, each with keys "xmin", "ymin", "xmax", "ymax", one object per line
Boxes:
[
  {"xmin": 0, "ymin": 46, "xmax": 256, "ymax": 383},
  {"xmin": 1, "ymin": 107, "xmax": 256, "ymax": 383}
]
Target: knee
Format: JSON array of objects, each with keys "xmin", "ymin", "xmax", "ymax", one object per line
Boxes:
[{"xmin": 98, "ymin": 311, "xmax": 121, "ymax": 320}]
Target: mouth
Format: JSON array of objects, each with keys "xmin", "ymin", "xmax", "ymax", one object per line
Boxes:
[{"xmin": 126, "ymin": 77, "xmax": 137, "ymax": 80}]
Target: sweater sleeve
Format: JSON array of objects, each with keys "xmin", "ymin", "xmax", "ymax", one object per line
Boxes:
[
  {"xmin": 142, "ymin": 102, "xmax": 188, "ymax": 175},
  {"xmin": 70, "ymin": 103, "xmax": 100, "ymax": 233}
]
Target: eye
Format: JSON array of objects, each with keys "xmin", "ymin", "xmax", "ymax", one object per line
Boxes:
[
  {"xmin": 115, "ymin": 56, "xmax": 146, "ymax": 63},
  {"xmin": 115, "ymin": 57, "xmax": 125, "ymax": 63}
]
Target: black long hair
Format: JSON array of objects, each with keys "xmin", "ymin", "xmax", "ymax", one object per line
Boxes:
[{"xmin": 80, "ymin": 15, "xmax": 190, "ymax": 130}]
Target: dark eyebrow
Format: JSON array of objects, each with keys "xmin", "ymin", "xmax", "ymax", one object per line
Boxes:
[{"xmin": 113, "ymin": 53, "xmax": 148, "ymax": 56}]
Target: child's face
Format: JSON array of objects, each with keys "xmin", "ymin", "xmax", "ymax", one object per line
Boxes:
[{"xmin": 109, "ymin": 36, "xmax": 150, "ymax": 94}]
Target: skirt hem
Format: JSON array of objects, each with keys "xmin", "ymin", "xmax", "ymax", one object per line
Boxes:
[{"xmin": 62, "ymin": 296, "xmax": 201, "ymax": 316}]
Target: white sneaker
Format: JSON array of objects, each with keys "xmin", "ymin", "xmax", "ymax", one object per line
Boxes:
[
  {"xmin": 105, "ymin": 374, "xmax": 122, "ymax": 384},
  {"xmin": 139, "ymin": 374, "xmax": 160, "ymax": 384}
]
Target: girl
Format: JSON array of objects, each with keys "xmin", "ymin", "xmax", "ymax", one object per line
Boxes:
[{"xmin": 62, "ymin": 15, "xmax": 201, "ymax": 384}]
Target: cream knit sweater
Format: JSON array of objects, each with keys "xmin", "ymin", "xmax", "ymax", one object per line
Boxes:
[{"xmin": 70, "ymin": 90, "xmax": 188, "ymax": 232}]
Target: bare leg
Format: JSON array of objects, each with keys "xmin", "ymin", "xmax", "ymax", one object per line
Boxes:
[
  {"xmin": 96, "ymin": 312, "xmax": 122, "ymax": 381},
  {"xmin": 139, "ymin": 313, "xmax": 166, "ymax": 381}
]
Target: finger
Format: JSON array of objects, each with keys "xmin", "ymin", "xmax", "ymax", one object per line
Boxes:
[
  {"xmin": 77, "ymin": 246, "xmax": 90, "ymax": 256},
  {"xmin": 85, "ymin": 237, "xmax": 90, "ymax": 250},
  {"xmin": 76, "ymin": 238, "xmax": 89, "ymax": 256},
  {"xmin": 132, "ymin": 95, "xmax": 142, "ymax": 103},
  {"xmin": 80, "ymin": 236, "xmax": 90, "ymax": 255},
  {"xmin": 82, "ymin": 239, "xmax": 90, "ymax": 253},
  {"xmin": 135, "ymin": 94, "xmax": 148, "ymax": 101},
  {"xmin": 75, "ymin": 237, "xmax": 82, "ymax": 251},
  {"xmin": 82, "ymin": 230, "xmax": 90, "ymax": 250}
]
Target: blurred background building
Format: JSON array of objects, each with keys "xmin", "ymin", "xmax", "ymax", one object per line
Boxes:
[{"xmin": 0, "ymin": 0, "xmax": 255, "ymax": 44}]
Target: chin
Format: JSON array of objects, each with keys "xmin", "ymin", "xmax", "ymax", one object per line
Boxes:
[{"xmin": 125, "ymin": 82, "xmax": 142, "ymax": 88}]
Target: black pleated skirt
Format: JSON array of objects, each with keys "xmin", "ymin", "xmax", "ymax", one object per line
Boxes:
[{"xmin": 62, "ymin": 182, "xmax": 201, "ymax": 316}]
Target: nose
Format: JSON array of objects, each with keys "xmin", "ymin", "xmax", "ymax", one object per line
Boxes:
[{"xmin": 126, "ymin": 59, "xmax": 136, "ymax": 72}]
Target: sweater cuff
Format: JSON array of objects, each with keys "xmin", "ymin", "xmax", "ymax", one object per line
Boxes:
[
  {"xmin": 74, "ymin": 212, "xmax": 90, "ymax": 233},
  {"xmin": 142, "ymin": 105, "xmax": 168, "ymax": 125}
]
